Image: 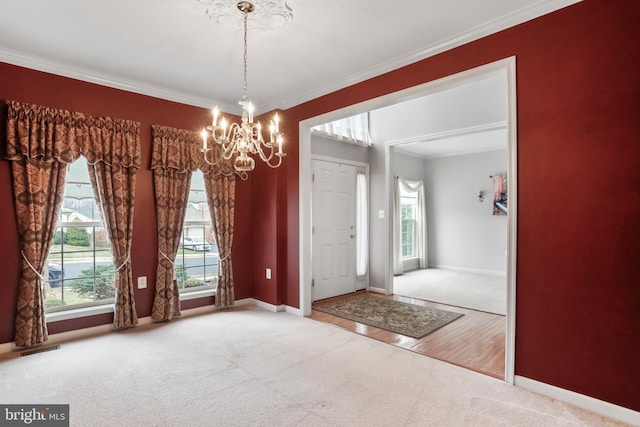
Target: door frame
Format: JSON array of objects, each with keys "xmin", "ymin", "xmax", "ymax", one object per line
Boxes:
[
  {"xmin": 311, "ymin": 156, "xmax": 370, "ymax": 300},
  {"xmin": 299, "ymin": 57, "xmax": 517, "ymax": 384}
]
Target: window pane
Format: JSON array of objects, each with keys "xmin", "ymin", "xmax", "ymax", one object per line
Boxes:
[
  {"xmin": 176, "ymin": 224, "xmax": 219, "ymax": 290},
  {"xmin": 356, "ymin": 171, "xmax": 368, "ymax": 278},
  {"xmin": 45, "ymin": 225, "xmax": 114, "ymax": 310},
  {"xmin": 400, "ymin": 202, "xmax": 417, "ymax": 258},
  {"xmin": 401, "ymin": 219, "xmax": 415, "ymax": 258},
  {"xmin": 44, "ymin": 158, "xmax": 114, "ymax": 311},
  {"xmin": 176, "ymin": 171, "xmax": 219, "ymax": 292}
]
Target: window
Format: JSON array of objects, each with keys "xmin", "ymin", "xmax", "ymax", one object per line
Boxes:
[
  {"xmin": 311, "ymin": 113, "xmax": 373, "ymax": 147},
  {"xmin": 400, "ymin": 191, "xmax": 418, "ymax": 259},
  {"xmin": 394, "ymin": 177, "xmax": 425, "ymax": 275},
  {"xmin": 45, "ymin": 158, "xmax": 113, "ymax": 311},
  {"xmin": 356, "ymin": 170, "xmax": 368, "ymax": 278},
  {"xmin": 175, "ymin": 171, "xmax": 219, "ymax": 292}
]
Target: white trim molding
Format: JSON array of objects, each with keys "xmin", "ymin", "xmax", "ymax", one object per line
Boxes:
[
  {"xmin": 280, "ymin": 1, "xmax": 581, "ymax": 109},
  {"xmin": 300, "ymin": 59, "xmax": 519, "ymax": 389},
  {"xmin": 515, "ymin": 376, "xmax": 640, "ymax": 426}
]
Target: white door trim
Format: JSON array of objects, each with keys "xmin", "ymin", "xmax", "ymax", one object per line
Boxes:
[
  {"xmin": 299, "ymin": 56, "xmax": 517, "ymax": 384},
  {"xmin": 311, "ymin": 154, "xmax": 369, "ymax": 170}
]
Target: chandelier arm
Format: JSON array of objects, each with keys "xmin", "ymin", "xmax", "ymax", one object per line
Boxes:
[
  {"xmin": 254, "ymin": 141, "xmax": 275, "ymax": 162},
  {"xmin": 263, "ymin": 155, "xmax": 283, "ymax": 169},
  {"xmin": 202, "ymin": 147, "xmax": 225, "ymax": 166},
  {"xmin": 201, "ymin": 1, "xmax": 285, "ymax": 174},
  {"xmin": 222, "ymin": 139, "xmax": 237, "ymax": 160}
]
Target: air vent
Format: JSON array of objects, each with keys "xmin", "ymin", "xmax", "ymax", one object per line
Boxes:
[{"xmin": 19, "ymin": 345, "xmax": 61, "ymax": 357}]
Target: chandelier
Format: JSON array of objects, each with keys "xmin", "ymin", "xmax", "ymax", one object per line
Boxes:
[{"xmin": 201, "ymin": 1, "xmax": 286, "ymax": 174}]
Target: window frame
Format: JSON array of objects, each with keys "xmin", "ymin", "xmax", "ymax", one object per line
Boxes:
[
  {"xmin": 44, "ymin": 159, "xmax": 116, "ymax": 314},
  {"xmin": 400, "ymin": 192, "xmax": 419, "ymax": 260},
  {"xmin": 175, "ymin": 172, "xmax": 219, "ymax": 294}
]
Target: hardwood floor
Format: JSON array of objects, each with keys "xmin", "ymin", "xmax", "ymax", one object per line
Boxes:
[{"xmin": 310, "ymin": 292, "xmax": 505, "ymax": 379}]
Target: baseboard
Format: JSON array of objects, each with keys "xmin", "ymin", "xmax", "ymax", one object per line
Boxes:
[
  {"xmin": 240, "ymin": 298, "xmax": 284, "ymax": 313},
  {"xmin": 0, "ymin": 299, "xmax": 302, "ymax": 354},
  {"xmin": 514, "ymin": 376, "xmax": 640, "ymax": 426},
  {"xmin": 285, "ymin": 305, "xmax": 302, "ymax": 316},
  {"xmin": 368, "ymin": 286, "xmax": 386, "ymax": 294},
  {"xmin": 430, "ymin": 264, "xmax": 506, "ymax": 276},
  {"xmin": 0, "ymin": 304, "xmax": 220, "ymax": 355},
  {"xmin": 0, "ymin": 323, "xmax": 115, "ymax": 356}
]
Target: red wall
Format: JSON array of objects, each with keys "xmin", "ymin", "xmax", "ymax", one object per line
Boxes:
[
  {"xmin": 0, "ymin": 0, "xmax": 638, "ymax": 414},
  {"xmin": 275, "ymin": 0, "xmax": 639, "ymax": 412},
  {"xmin": 0, "ymin": 63, "xmax": 253, "ymax": 341}
]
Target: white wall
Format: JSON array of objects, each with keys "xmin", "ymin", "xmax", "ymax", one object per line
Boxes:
[
  {"xmin": 309, "ymin": 140, "xmax": 508, "ymax": 292},
  {"xmin": 392, "ymin": 151, "xmax": 425, "ymax": 181},
  {"xmin": 424, "ymin": 150, "xmax": 508, "ymax": 274},
  {"xmin": 310, "ymin": 134, "xmax": 369, "ymax": 164}
]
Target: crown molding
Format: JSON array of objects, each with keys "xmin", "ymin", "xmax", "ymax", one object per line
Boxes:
[
  {"xmin": 0, "ymin": 48, "xmax": 237, "ymax": 113},
  {"xmin": 1, "ymin": 0, "xmax": 581, "ymax": 113},
  {"xmin": 386, "ymin": 121, "xmax": 508, "ymax": 147},
  {"xmin": 278, "ymin": 0, "xmax": 582, "ymax": 110}
]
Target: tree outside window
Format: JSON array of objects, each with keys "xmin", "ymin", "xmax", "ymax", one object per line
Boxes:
[{"xmin": 45, "ymin": 158, "xmax": 114, "ymax": 311}]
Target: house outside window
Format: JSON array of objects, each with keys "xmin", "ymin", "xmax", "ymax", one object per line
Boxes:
[
  {"xmin": 175, "ymin": 171, "xmax": 219, "ymax": 292},
  {"xmin": 45, "ymin": 158, "xmax": 114, "ymax": 311}
]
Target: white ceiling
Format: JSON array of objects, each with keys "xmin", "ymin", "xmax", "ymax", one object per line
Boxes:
[
  {"xmin": 0, "ymin": 0, "xmax": 580, "ymax": 115},
  {"xmin": 369, "ymin": 68, "xmax": 508, "ymax": 157}
]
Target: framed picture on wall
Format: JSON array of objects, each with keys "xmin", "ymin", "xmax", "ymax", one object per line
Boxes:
[{"xmin": 492, "ymin": 174, "xmax": 507, "ymax": 216}]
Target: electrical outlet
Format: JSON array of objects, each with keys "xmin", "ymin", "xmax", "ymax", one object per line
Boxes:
[
  {"xmin": 266, "ymin": 268, "xmax": 271, "ymax": 280},
  {"xmin": 137, "ymin": 276, "xmax": 147, "ymax": 289}
]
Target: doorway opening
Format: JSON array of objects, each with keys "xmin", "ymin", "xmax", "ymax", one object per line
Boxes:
[{"xmin": 300, "ymin": 57, "xmax": 517, "ymax": 383}]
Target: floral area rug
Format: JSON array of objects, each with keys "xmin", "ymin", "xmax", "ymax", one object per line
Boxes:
[{"xmin": 313, "ymin": 294, "xmax": 464, "ymax": 339}]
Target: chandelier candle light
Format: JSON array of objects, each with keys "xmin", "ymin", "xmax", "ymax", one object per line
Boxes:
[{"xmin": 201, "ymin": 0, "xmax": 285, "ymax": 173}]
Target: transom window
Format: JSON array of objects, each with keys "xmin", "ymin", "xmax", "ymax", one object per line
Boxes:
[{"xmin": 175, "ymin": 171, "xmax": 219, "ymax": 292}]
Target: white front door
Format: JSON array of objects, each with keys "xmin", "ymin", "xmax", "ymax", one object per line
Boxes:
[{"xmin": 312, "ymin": 160, "xmax": 356, "ymax": 301}]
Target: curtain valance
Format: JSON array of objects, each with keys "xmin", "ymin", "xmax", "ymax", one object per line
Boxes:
[
  {"xmin": 151, "ymin": 124, "xmax": 242, "ymax": 177},
  {"xmin": 151, "ymin": 125, "xmax": 201, "ymax": 172},
  {"xmin": 6, "ymin": 100, "xmax": 140, "ymax": 167}
]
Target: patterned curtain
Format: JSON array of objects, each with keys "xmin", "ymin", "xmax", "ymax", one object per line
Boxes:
[
  {"xmin": 5, "ymin": 101, "xmax": 81, "ymax": 346},
  {"xmin": 85, "ymin": 118, "xmax": 141, "ymax": 329},
  {"xmin": 204, "ymin": 173, "xmax": 236, "ymax": 308},
  {"xmin": 5, "ymin": 100, "xmax": 141, "ymax": 343},
  {"xmin": 150, "ymin": 125, "xmax": 199, "ymax": 321}
]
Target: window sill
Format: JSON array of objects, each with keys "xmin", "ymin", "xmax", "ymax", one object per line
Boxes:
[
  {"xmin": 46, "ymin": 304, "xmax": 114, "ymax": 323},
  {"xmin": 43, "ymin": 289, "xmax": 216, "ymax": 323},
  {"xmin": 179, "ymin": 288, "xmax": 216, "ymax": 301}
]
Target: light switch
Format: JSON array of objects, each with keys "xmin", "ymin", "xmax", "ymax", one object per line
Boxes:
[
  {"xmin": 266, "ymin": 268, "xmax": 271, "ymax": 280},
  {"xmin": 137, "ymin": 276, "xmax": 147, "ymax": 289},
  {"xmin": 378, "ymin": 210, "xmax": 385, "ymax": 219}
]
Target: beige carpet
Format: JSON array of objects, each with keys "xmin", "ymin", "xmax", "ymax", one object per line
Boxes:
[
  {"xmin": 0, "ymin": 305, "xmax": 627, "ymax": 426},
  {"xmin": 394, "ymin": 268, "xmax": 507, "ymax": 315}
]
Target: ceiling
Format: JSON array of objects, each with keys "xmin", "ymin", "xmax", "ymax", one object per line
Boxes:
[
  {"xmin": 369, "ymin": 67, "xmax": 508, "ymax": 157},
  {"xmin": 0, "ymin": 0, "xmax": 580, "ymax": 115}
]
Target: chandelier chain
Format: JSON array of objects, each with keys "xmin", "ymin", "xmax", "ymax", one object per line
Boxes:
[{"xmin": 242, "ymin": 8, "xmax": 248, "ymax": 102}]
